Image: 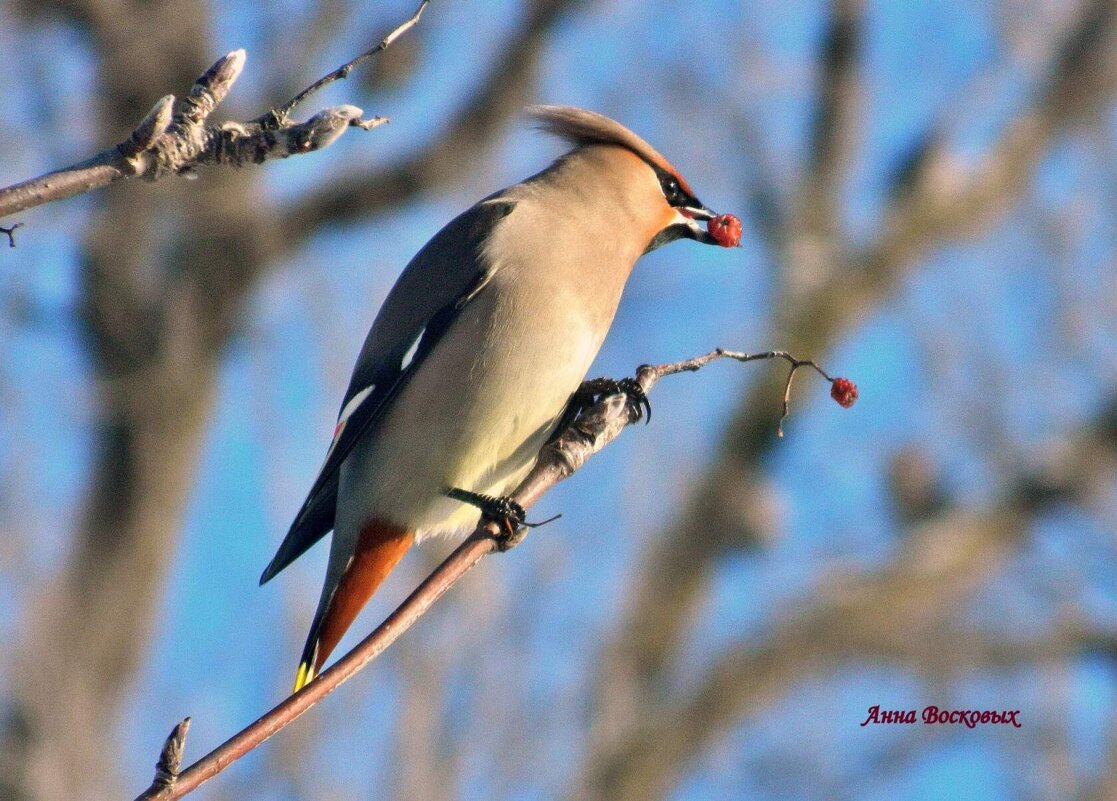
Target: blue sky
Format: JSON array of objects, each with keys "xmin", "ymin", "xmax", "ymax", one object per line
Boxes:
[{"xmin": 3, "ymin": 0, "xmax": 1117, "ymax": 798}]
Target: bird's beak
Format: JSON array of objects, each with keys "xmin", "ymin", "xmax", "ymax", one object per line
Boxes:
[
  {"xmin": 681, "ymin": 205, "xmax": 715, "ymax": 222},
  {"xmin": 675, "ymin": 205, "xmax": 719, "ymax": 245},
  {"xmin": 644, "ymin": 203, "xmax": 737, "ymax": 254}
]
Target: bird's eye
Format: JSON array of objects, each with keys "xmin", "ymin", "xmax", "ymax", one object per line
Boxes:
[{"xmin": 660, "ymin": 175, "xmax": 683, "ymax": 205}]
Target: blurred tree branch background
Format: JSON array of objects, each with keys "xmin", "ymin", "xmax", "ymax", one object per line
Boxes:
[{"xmin": 1, "ymin": 1, "xmax": 1116, "ymax": 800}]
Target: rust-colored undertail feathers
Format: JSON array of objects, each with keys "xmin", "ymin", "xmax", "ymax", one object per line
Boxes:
[{"xmin": 293, "ymin": 520, "xmax": 413, "ymax": 692}]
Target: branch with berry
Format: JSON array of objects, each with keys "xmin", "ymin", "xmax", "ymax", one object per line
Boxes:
[
  {"xmin": 622, "ymin": 347, "xmax": 857, "ymax": 438},
  {"xmin": 133, "ymin": 343, "xmax": 855, "ymax": 801}
]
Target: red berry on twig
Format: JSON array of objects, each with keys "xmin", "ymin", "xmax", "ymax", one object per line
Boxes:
[
  {"xmin": 707, "ymin": 214, "xmax": 742, "ymax": 248},
  {"xmin": 830, "ymin": 377, "xmax": 858, "ymax": 408}
]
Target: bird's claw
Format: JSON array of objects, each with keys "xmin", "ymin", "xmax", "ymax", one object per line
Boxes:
[
  {"xmin": 493, "ymin": 521, "xmax": 529, "ymax": 552},
  {"xmin": 615, "ymin": 377, "xmax": 651, "ymax": 424},
  {"xmin": 587, "ymin": 376, "xmax": 651, "ymax": 424},
  {"xmin": 446, "ymin": 487, "xmax": 560, "ymax": 551}
]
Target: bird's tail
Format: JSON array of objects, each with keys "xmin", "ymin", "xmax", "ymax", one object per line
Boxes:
[
  {"xmin": 293, "ymin": 655, "xmax": 316, "ymax": 693},
  {"xmin": 293, "ymin": 519, "xmax": 414, "ymax": 693}
]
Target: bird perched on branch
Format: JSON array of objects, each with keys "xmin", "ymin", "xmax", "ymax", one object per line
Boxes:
[{"xmin": 261, "ymin": 105, "xmax": 740, "ymax": 691}]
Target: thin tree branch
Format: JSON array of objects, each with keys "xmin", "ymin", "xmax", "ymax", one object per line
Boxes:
[
  {"xmin": 5, "ymin": 4, "xmax": 573, "ymax": 797},
  {"xmin": 595, "ymin": 0, "xmax": 1117, "ymax": 731},
  {"xmin": 133, "ymin": 531, "xmax": 495, "ymax": 801},
  {"xmin": 277, "ymin": 0, "xmax": 588, "ymax": 248},
  {"xmin": 131, "ymin": 346, "xmax": 849, "ymax": 801},
  {"xmin": 0, "ymin": 2, "xmax": 431, "ymax": 220},
  {"xmin": 263, "ymin": 0, "xmax": 429, "ymax": 126}
]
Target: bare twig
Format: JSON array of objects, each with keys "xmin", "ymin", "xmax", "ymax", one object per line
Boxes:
[
  {"xmin": 0, "ymin": 222, "xmax": 24, "ymax": 247},
  {"xmin": 0, "ymin": 52, "xmax": 242, "ymax": 217},
  {"xmin": 635, "ymin": 348, "xmax": 838, "ymax": 437},
  {"xmin": 142, "ymin": 719, "xmax": 191, "ymax": 796},
  {"xmin": 0, "ymin": 3, "xmax": 430, "ymax": 220},
  {"xmin": 277, "ymin": 0, "xmax": 589, "ymax": 248},
  {"xmin": 264, "ymin": 0, "xmax": 430, "ymax": 126},
  {"xmin": 132, "ymin": 532, "xmax": 494, "ymax": 801},
  {"xmin": 132, "ymin": 346, "xmax": 848, "ymax": 801}
]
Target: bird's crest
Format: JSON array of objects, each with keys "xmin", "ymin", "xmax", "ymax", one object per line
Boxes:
[{"xmin": 527, "ymin": 105, "xmax": 694, "ymax": 196}]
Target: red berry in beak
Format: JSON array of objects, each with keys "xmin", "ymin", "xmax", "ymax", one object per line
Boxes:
[
  {"xmin": 830, "ymin": 377, "xmax": 858, "ymax": 408},
  {"xmin": 707, "ymin": 214, "xmax": 742, "ymax": 248}
]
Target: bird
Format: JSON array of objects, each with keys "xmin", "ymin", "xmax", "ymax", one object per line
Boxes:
[{"xmin": 260, "ymin": 105, "xmax": 739, "ymax": 692}]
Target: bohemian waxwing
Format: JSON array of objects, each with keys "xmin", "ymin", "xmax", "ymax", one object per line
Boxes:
[{"xmin": 261, "ymin": 105, "xmax": 740, "ymax": 691}]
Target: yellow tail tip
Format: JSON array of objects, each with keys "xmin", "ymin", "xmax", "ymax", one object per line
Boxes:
[{"xmin": 293, "ymin": 661, "xmax": 315, "ymax": 693}]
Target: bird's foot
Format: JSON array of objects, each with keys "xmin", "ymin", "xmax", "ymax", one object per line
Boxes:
[
  {"xmin": 578, "ymin": 376, "xmax": 652, "ymax": 424},
  {"xmin": 446, "ymin": 487, "xmax": 560, "ymax": 551}
]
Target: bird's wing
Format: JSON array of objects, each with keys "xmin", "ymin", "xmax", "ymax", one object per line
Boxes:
[{"xmin": 259, "ymin": 199, "xmax": 515, "ymax": 585}]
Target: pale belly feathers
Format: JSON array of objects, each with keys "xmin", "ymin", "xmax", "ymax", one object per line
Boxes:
[{"xmin": 335, "ymin": 269, "xmax": 609, "ymax": 543}]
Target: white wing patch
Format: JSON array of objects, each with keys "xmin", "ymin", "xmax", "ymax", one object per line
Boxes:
[
  {"xmin": 321, "ymin": 384, "xmax": 375, "ymax": 467},
  {"xmin": 400, "ymin": 327, "xmax": 425, "ymax": 371},
  {"xmin": 338, "ymin": 385, "xmax": 374, "ymax": 425}
]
